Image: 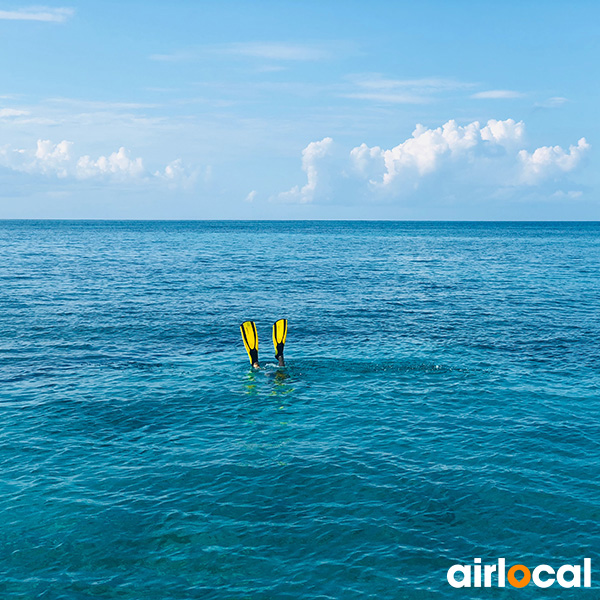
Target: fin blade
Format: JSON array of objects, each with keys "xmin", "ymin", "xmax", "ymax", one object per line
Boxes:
[
  {"xmin": 240, "ymin": 321, "xmax": 259, "ymax": 365},
  {"xmin": 272, "ymin": 319, "xmax": 287, "ymax": 357}
]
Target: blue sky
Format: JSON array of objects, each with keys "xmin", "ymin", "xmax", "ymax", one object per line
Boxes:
[{"xmin": 0, "ymin": 0, "xmax": 597, "ymax": 219}]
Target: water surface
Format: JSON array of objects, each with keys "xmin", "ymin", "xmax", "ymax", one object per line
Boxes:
[{"xmin": 1, "ymin": 221, "xmax": 599, "ymax": 598}]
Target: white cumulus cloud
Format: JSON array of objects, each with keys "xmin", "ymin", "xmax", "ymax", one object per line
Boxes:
[
  {"xmin": 518, "ymin": 138, "xmax": 590, "ymax": 184},
  {"xmin": 35, "ymin": 139, "xmax": 73, "ymax": 177},
  {"xmin": 0, "ymin": 139, "xmax": 194, "ymax": 186},
  {"xmin": 277, "ymin": 119, "xmax": 590, "ymax": 204},
  {"xmin": 76, "ymin": 147, "xmax": 144, "ymax": 179},
  {"xmin": 349, "ymin": 119, "xmax": 524, "ymax": 189},
  {"xmin": 480, "ymin": 118, "xmax": 525, "ymax": 144},
  {"xmin": 278, "ymin": 137, "xmax": 335, "ymax": 203},
  {"xmin": 154, "ymin": 158, "xmax": 199, "ymax": 188}
]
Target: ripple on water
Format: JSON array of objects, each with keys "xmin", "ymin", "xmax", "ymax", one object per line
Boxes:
[{"xmin": 0, "ymin": 221, "xmax": 599, "ymax": 598}]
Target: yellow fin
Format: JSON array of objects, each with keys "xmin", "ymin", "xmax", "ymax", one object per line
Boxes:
[
  {"xmin": 272, "ymin": 319, "xmax": 287, "ymax": 357},
  {"xmin": 240, "ymin": 321, "xmax": 259, "ymax": 365}
]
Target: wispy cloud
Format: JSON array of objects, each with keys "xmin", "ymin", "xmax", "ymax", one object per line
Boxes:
[
  {"xmin": 223, "ymin": 42, "xmax": 330, "ymax": 61},
  {"xmin": 349, "ymin": 75, "xmax": 473, "ymax": 92},
  {"xmin": 45, "ymin": 97, "xmax": 159, "ymax": 110},
  {"xmin": 343, "ymin": 74, "xmax": 475, "ymax": 104},
  {"xmin": 150, "ymin": 50, "xmax": 197, "ymax": 62},
  {"xmin": 0, "ymin": 7, "xmax": 74, "ymax": 22},
  {"xmin": 471, "ymin": 90, "xmax": 525, "ymax": 99},
  {"xmin": 0, "ymin": 108, "xmax": 29, "ymax": 118},
  {"xmin": 534, "ymin": 96, "xmax": 568, "ymax": 109},
  {"xmin": 151, "ymin": 41, "xmax": 336, "ymax": 63},
  {"xmin": 343, "ymin": 92, "xmax": 430, "ymax": 104},
  {"xmin": 254, "ymin": 64, "xmax": 287, "ymax": 73}
]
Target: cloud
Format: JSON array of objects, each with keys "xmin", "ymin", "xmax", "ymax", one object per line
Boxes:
[
  {"xmin": 45, "ymin": 97, "xmax": 159, "ymax": 110},
  {"xmin": 344, "ymin": 74, "xmax": 475, "ymax": 104},
  {"xmin": 350, "ymin": 75, "xmax": 473, "ymax": 92},
  {"xmin": 224, "ymin": 42, "xmax": 330, "ymax": 61},
  {"xmin": 0, "ymin": 108, "xmax": 29, "ymax": 118},
  {"xmin": 34, "ymin": 139, "xmax": 73, "ymax": 177},
  {"xmin": 0, "ymin": 7, "xmax": 74, "ymax": 22},
  {"xmin": 0, "ymin": 139, "xmax": 194, "ymax": 186},
  {"xmin": 278, "ymin": 137, "xmax": 335, "ymax": 203},
  {"xmin": 518, "ymin": 138, "xmax": 590, "ymax": 184},
  {"xmin": 351, "ymin": 119, "xmax": 524, "ymax": 187},
  {"xmin": 277, "ymin": 119, "xmax": 590, "ymax": 204},
  {"xmin": 471, "ymin": 90, "xmax": 525, "ymax": 99},
  {"xmin": 254, "ymin": 65, "xmax": 287, "ymax": 73},
  {"xmin": 343, "ymin": 92, "xmax": 430, "ymax": 104},
  {"xmin": 534, "ymin": 97, "xmax": 568, "ymax": 109},
  {"xmin": 480, "ymin": 118, "xmax": 525, "ymax": 144},
  {"xmin": 76, "ymin": 147, "xmax": 145, "ymax": 179},
  {"xmin": 551, "ymin": 190, "xmax": 583, "ymax": 200},
  {"xmin": 151, "ymin": 42, "xmax": 332, "ymax": 63},
  {"xmin": 154, "ymin": 158, "xmax": 200, "ymax": 189},
  {"xmin": 150, "ymin": 50, "xmax": 196, "ymax": 62}
]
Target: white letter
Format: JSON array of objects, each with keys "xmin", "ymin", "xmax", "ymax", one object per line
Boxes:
[
  {"xmin": 498, "ymin": 558, "xmax": 505, "ymax": 587},
  {"xmin": 532, "ymin": 565, "xmax": 555, "ymax": 588},
  {"xmin": 584, "ymin": 558, "xmax": 591, "ymax": 587},
  {"xmin": 447, "ymin": 565, "xmax": 471, "ymax": 588},
  {"xmin": 484, "ymin": 564, "xmax": 497, "ymax": 587},
  {"xmin": 474, "ymin": 558, "xmax": 482, "ymax": 587},
  {"xmin": 557, "ymin": 565, "xmax": 581, "ymax": 588}
]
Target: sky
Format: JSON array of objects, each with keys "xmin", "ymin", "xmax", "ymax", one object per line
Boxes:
[{"xmin": 0, "ymin": 0, "xmax": 598, "ymax": 219}]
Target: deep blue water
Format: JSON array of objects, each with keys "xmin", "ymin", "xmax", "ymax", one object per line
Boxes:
[{"xmin": 1, "ymin": 220, "xmax": 599, "ymax": 599}]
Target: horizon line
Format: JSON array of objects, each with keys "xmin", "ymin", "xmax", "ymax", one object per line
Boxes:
[{"xmin": 0, "ymin": 218, "xmax": 599, "ymax": 224}]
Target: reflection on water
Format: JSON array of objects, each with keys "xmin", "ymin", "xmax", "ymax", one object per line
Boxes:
[{"xmin": 242, "ymin": 366, "xmax": 295, "ymax": 398}]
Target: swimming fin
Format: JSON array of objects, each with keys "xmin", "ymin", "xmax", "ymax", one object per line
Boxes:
[
  {"xmin": 272, "ymin": 319, "xmax": 287, "ymax": 366},
  {"xmin": 240, "ymin": 321, "xmax": 259, "ymax": 367}
]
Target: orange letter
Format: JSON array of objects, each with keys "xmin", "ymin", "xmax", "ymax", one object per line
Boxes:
[{"xmin": 508, "ymin": 565, "xmax": 531, "ymax": 588}]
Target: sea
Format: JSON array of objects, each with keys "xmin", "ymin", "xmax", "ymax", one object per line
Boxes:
[{"xmin": 1, "ymin": 220, "xmax": 599, "ymax": 599}]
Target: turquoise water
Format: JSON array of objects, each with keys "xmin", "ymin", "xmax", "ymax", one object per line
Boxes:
[{"xmin": 1, "ymin": 221, "xmax": 599, "ymax": 599}]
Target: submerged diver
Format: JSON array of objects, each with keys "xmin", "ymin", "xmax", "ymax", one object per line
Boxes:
[{"xmin": 240, "ymin": 319, "xmax": 287, "ymax": 368}]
